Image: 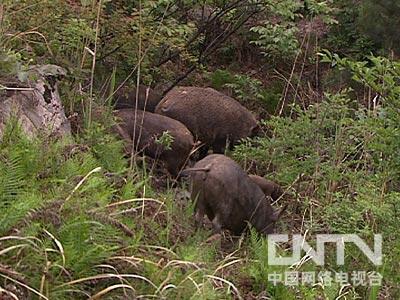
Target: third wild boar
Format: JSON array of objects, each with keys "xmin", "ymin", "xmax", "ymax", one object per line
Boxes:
[
  {"xmin": 183, "ymin": 154, "xmax": 284, "ymax": 235},
  {"xmin": 248, "ymin": 175, "xmax": 283, "ymax": 202},
  {"xmin": 113, "ymin": 109, "xmax": 194, "ymax": 176},
  {"xmin": 155, "ymin": 87, "xmax": 258, "ymax": 157},
  {"xmin": 113, "ymin": 85, "xmax": 162, "ymax": 112}
]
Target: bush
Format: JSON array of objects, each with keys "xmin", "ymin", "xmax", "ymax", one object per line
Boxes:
[
  {"xmin": 357, "ymin": 0, "xmax": 400, "ymax": 55},
  {"xmin": 233, "ymin": 53, "xmax": 400, "ymax": 296}
]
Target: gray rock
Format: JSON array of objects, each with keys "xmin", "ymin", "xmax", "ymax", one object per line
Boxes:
[{"xmin": 0, "ymin": 64, "xmax": 70, "ymax": 138}]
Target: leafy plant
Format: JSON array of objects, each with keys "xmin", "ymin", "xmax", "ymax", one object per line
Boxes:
[
  {"xmin": 251, "ymin": 23, "xmax": 300, "ymax": 59},
  {"xmin": 357, "ymin": 0, "xmax": 400, "ymax": 55},
  {"xmin": 324, "ymin": 1, "xmax": 375, "ymax": 58},
  {"xmin": 209, "ymin": 69, "xmax": 282, "ymax": 112},
  {"xmin": 0, "ymin": 49, "xmax": 29, "ymax": 81},
  {"xmin": 250, "ymin": 0, "xmax": 336, "ymax": 61},
  {"xmin": 155, "ymin": 131, "xmax": 174, "ymax": 151}
]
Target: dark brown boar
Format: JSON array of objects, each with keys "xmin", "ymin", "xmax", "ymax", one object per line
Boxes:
[
  {"xmin": 248, "ymin": 175, "xmax": 283, "ymax": 202},
  {"xmin": 183, "ymin": 154, "xmax": 284, "ymax": 235},
  {"xmin": 113, "ymin": 109, "xmax": 194, "ymax": 176},
  {"xmin": 114, "ymin": 85, "xmax": 162, "ymax": 112},
  {"xmin": 155, "ymin": 87, "xmax": 258, "ymax": 157}
]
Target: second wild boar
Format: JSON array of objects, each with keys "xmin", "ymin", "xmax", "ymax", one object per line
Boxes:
[
  {"xmin": 155, "ymin": 87, "xmax": 258, "ymax": 157},
  {"xmin": 183, "ymin": 154, "xmax": 283, "ymax": 235},
  {"xmin": 113, "ymin": 109, "xmax": 194, "ymax": 176},
  {"xmin": 113, "ymin": 85, "xmax": 162, "ymax": 112},
  {"xmin": 248, "ymin": 175, "xmax": 283, "ymax": 202}
]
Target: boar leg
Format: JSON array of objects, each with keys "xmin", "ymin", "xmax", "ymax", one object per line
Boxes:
[
  {"xmin": 211, "ymin": 214, "xmax": 222, "ymax": 234},
  {"xmin": 194, "ymin": 209, "xmax": 204, "ymax": 229},
  {"xmin": 164, "ymin": 155, "xmax": 182, "ymax": 177},
  {"xmin": 212, "ymin": 139, "xmax": 228, "ymax": 154},
  {"xmin": 194, "ymin": 198, "xmax": 205, "ymax": 229},
  {"xmin": 198, "ymin": 144, "xmax": 210, "ymax": 160}
]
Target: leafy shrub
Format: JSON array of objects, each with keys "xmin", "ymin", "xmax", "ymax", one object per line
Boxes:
[
  {"xmin": 250, "ymin": 0, "xmax": 336, "ymax": 62},
  {"xmin": 357, "ymin": 0, "xmax": 400, "ymax": 55},
  {"xmin": 233, "ymin": 53, "xmax": 400, "ymax": 296},
  {"xmin": 209, "ymin": 69, "xmax": 282, "ymax": 113},
  {"xmin": 324, "ymin": 1, "xmax": 375, "ymax": 58},
  {"xmin": 251, "ymin": 23, "xmax": 300, "ymax": 59}
]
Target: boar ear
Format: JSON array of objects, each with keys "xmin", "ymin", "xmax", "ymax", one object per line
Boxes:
[{"xmin": 272, "ymin": 204, "xmax": 288, "ymax": 222}]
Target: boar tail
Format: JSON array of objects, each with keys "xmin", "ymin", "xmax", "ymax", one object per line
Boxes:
[{"xmin": 181, "ymin": 163, "xmax": 212, "ymax": 179}]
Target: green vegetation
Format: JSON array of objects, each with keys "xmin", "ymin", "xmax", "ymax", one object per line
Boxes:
[{"xmin": 1, "ymin": 0, "xmax": 399, "ymax": 299}]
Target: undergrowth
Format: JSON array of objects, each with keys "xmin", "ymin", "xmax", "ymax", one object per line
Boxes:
[{"xmin": 1, "ymin": 86, "xmax": 399, "ymax": 298}]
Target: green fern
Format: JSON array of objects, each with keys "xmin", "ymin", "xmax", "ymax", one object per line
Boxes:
[
  {"xmin": 0, "ymin": 121, "xmax": 44, "ymax": 233},
  {"xmin": 57, "ymin": 217, "xmax": 116, "ymax": 277},
  {"xmin": 0, "ymin": 154, "xmax": 26, "ymax": 203}
]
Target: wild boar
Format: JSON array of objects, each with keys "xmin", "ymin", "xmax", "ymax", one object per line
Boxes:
[
  {"xmin": 183, "ymin": 154, "xmax": 284, "ymax": 235},
  {"xmin": 113, "ymin": 85, "xmax": 162, "ymax": 112},
  {"xmin": 248, "ymin": 175, "xmax": 283, "ymax": 202},
  {"xmin": 113, "ymin": 109, "xmax": 194, "ymax": 176},
  {"xmin": 155, "ymin": 87, "xmax": 258, "ymax": 157}
]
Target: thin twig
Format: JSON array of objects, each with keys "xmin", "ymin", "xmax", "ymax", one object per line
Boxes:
[
  {"xmin": 278, "ymin": 32, "xmax": 308, "ymax": 116},
  {"xmin": 131, "ymin": 0, "xmax": 143, "ymax": 170},
  {"xmin": 88, "ymin": 0, "xmax": 102, "ymax": 127}
]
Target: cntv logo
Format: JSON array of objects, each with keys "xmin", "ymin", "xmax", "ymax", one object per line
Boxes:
[{"xmin": 268, "ymin": 234, "xmax": 382, "ymax": 266}]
